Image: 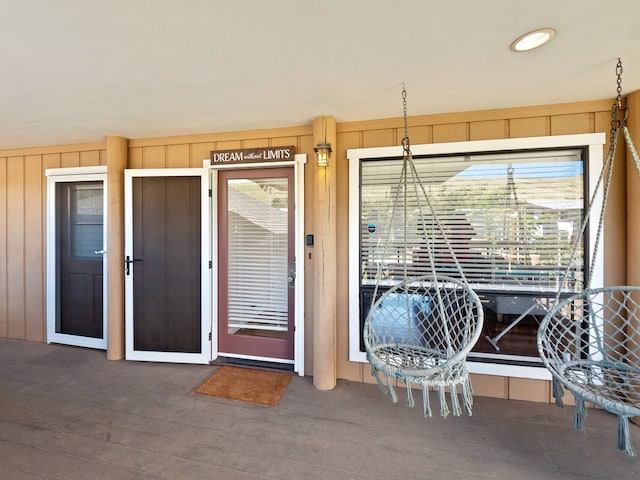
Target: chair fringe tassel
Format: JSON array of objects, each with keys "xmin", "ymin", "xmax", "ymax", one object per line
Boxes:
[
  {"xmin": 574, "ymin": 397, "xmax": 586, "ymax": 431},
  {"xmin": 370, "ymin": 363, "xmax": 387, "ymax": 395},
  {"xmin": 438, "ymin": 386, "xmax": 450, "ymax": 418},
  {"xmin": 461, "ymin": 378, "xmax": 474, "ymax": 416},
  {"xmin": 422, "ymin": 384, "xmax": 432, "ymax": 417},
  {"xmin": 385, "ymin": 371, "xmax": 398, "ymax": 404},
  {"xmin": 552, "ymin": 377, "xmax": 565, "ymax": 408},
  {"xmin": 370, "ymin": 367, "xmax": 475, "ymax": 418},
  {"xmin": 548, "ymin": 376, "xmax": 637, "ymax": 457},
  {"xmin": 406, "ymin": 382, "xmax": 415, "ymax": 408},
  {"xmin": 450, "ymin": 384, "xmax": 461, "ymax": 417},
  {"xmin": 617, "ymin": 415, "xmax": 636, "ymax": 457}
]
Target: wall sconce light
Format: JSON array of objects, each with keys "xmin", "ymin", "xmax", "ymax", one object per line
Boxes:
[{"xmin": 314, "ymin": 141, "xmax": 332, "ymax": 167}]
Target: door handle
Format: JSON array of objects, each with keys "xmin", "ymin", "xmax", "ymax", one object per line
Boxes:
[
  {"xmin": 94, "ymin": 249, "xmax": 106, "ymax": 255},
  {"xmin": 287, "ymin": 262, "xmax": 295, "ymax": 288},
  {"xmin": 125, "ymin": 255, "xmax": 143, "ymax": 275}
]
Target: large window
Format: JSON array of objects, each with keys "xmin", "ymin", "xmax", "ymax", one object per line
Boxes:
[{"xmin": 348, "ymin": 134, "xmax": 605, "ymax": 378}]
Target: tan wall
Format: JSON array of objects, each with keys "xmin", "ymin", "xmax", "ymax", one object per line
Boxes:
[
  {"xmin": 0, "ymin": 143, "xmax": 106, "ymax": 341},
  {"xmin": 333, "ymin": 99, "xmax": 627, "ymax": 402},
  {"xmin": 0, "ymin": 98, "xmax": 630, "ymax": 404}
]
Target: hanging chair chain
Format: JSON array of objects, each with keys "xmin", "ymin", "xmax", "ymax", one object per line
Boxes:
[
  {"xmin": 610, "ymin": 58, "xmax": 628, "ymax": 146},
  {"xmin": 562, "ymin": 58, "xmax": 635, "ymax": 294},
  {"xmin": 615, "ymin": 58, "xmax": 623, "ymax": 107},
  {"xmin": 402, "ymin": 83, "xmax": 411, "ymax": 155}
]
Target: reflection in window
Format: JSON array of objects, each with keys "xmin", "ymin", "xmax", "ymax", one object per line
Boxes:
[{"xmin": 359, "ymin": 148, "xmax": 586, "ymax": 362}]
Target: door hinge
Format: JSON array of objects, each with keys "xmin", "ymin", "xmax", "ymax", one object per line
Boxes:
[
  {"xmin": 209, "ymin": 260, "xmax": 213, "ymax": 269},
  {"xmin": 208, "ymin": 332, "xmax": 212, "ymax": 341},
  {"xmin": 208, "ymin": 188, "xmax": 212, "ymax": 197}
]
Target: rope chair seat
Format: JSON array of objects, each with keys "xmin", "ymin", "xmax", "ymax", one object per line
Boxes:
[
  {"xmin": 537, "ymin": 61, "xmax": 640, "ymax": 455},
  {"xmin": 365, "ymin": 274, "xmax": 484, "ymax": 417},
  {"xmin": 538, "ymin": 286, "xmax": 640, "ymax": 455},
  {"xmin": 364, "ymin": 86, "xmax": 483, "ymax": 417},
  {"xmin": 559, "ymin": 362, "xmax": 640, "ymax": 408}
]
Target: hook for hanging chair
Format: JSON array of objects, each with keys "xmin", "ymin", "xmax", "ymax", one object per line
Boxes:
[
  {"xmin": 402, "ymin": 135, "xmax": 411, "ymax": 155},
  {"xmin": 612, "ymin": 103, "xmax": 629, "ymax": 128}
]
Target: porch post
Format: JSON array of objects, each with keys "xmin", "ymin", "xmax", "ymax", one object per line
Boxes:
[
  {"xmin": 312, "ymin": 116, "xmax": 337, "ymax": 390},
  {"xmin": 106, "ymin": 135, "xmax": 128, "ymax": 360},
  {"xmin": 626, "ymin": 90, "xmax": 640, "ymax": 426}
]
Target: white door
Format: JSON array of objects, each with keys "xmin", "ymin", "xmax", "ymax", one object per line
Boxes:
[
  {"xmin": 124, "ymin": 169, "xmax": 210, "ymax": 363},
  {"xmin": 46, "ymin": 168, "xmax": 107, "ymax": 349}
]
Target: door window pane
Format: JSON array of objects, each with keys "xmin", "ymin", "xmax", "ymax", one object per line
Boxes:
[
  {"xmin": 227, "ymin": 177, "xmax": 289, "ymax": 340},
  {"xmin": 70, "ymin": 185, "xmax": 103, "ymax": 258}
]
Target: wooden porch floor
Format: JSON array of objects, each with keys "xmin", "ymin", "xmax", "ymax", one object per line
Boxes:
[{"xmin": 0, "ymin": 338, "xmax": 638, "ymax": 479}]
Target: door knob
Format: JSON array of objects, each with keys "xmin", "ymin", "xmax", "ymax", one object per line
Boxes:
[
  {"xmin": 125, "ymin": 255, "xmax": 143, "ymax": 275},
  {"xmin": 288, "ymin": 262, "xmax": 296, "ymax": 288}
]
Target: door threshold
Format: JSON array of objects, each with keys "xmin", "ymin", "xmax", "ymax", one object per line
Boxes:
[{"xmin": 212, "ymin": 356, "xmax": 294, "ymax": 373}]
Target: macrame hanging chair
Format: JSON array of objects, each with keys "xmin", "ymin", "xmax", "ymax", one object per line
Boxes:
[
  {"xmin": 363, "ymin": 86, "xmax": 484, "ymax": 417},
  {"xmin": 537, "ymin": 59, "xmax": 640, "ymax": 456}
]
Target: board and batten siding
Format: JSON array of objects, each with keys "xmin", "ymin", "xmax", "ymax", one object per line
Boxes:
[{"xmin": 0, "ymin": 145, "xmax": 106, "ymax": 342}]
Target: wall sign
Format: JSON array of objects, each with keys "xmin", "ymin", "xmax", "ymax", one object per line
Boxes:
[{"xmin": 210, "ymin": 146, "xmax": 295, "ymax": 165}]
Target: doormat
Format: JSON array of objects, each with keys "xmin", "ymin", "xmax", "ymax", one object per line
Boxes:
[{"xmin": 196, "ymin": 366, "xmax": 292, "ymax": 406}]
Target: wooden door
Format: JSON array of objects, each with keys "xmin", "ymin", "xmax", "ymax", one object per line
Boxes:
[
  {"xmin": 57, "ymin": 182, "xmax": 104, "ymax": 338},
  {"xmin": 125, "ymin": 169, "xmax": 210, "ymax": 363}
]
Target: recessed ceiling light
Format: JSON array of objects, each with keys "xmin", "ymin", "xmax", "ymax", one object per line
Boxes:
[{"xmin": 510, "ymin": 28, "xmax": 556, "ymax": 52}]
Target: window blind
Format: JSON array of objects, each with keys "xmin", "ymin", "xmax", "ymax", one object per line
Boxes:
[
  {"xmin": 226, "ymin": 179, "xmax": 289, "ymax": 333},
  {"xmin": 360, "ymin": 149, "xmax": 585, "ymax": 293},
  {"xmin": 70, "ymin": 184, "xmax": 103, "ymax": 258}
]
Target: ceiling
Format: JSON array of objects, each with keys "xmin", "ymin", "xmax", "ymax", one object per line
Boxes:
[{"xmin": 1, "ymin": 0, "xmax": 640, "ymax": 150}]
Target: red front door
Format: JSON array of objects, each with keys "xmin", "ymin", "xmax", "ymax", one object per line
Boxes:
[{"xmin": 218, "ymin": 167, "xmax": 295, "ymax": 361}]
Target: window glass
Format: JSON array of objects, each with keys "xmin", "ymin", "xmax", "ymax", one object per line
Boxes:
[
  {"xmin": 359, "ymin": 148, "xmax": 585, "ymax": 362},
  {"xmin": 70, "ymin": 185, "xmax": 104, "ymax": 258},
  {"xmin": 226, "ymin": 177, "xmax": 289, "ymax": 338}
]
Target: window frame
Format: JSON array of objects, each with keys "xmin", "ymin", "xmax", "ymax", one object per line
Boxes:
[{"xmin": 347, "ymin": 133, "xmax": 606, "ymax": 379}]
